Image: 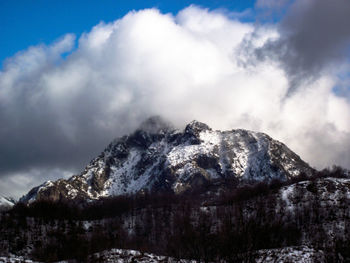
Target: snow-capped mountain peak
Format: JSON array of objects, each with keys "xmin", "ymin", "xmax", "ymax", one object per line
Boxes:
[{"xmin": 21, "ymin": 118, "xmax": 314, "ymax": 203}]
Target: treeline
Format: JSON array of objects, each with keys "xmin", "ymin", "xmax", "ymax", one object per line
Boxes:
[
  {"xmin": 9, "ymin": 192, "xmax": 184, "ymax": 221},
  {"xmin": 8, "ymin": 165, "xmax": 349, "ymax": 221},
  {"xmin": 26, "ymin": 196, "xmax": 301, "ymax": 262},
  {"xmin": 0, "ymin": 165, "xmax": 349, "ymax": 262},
  {"xmin": 218, "ymin": 165, "xmax": 349, "ymax": 206},
  {"xmin": 28, "ymin": 183, "xmax": 347, "ymax": 262},
  {"xmin": 7, "ymin": 179, "xmax": 283, "ymax": 221}
]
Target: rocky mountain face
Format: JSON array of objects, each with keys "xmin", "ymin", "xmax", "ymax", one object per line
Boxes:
[{"xmin": 21, "ymin": 117, "xmax": 314, "ymax": 203}]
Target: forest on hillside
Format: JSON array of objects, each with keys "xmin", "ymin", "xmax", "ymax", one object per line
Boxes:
[{"xmin": 1, "ymin": 167, "xmax": 350, "ymax": 262}]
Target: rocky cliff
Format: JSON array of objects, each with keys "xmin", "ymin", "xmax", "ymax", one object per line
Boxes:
[{"xmin": 21, "ymin": 117, "xmax": 314, "ymax": 202}]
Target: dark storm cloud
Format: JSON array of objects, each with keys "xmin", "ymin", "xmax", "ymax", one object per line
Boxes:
[
  {"xmin": 253, "ymin": 0, "xmax": 350, "ymax": 93},
  {"xmin": 0, "ymin": 33, "xmax": 150, "ymax": 186}
]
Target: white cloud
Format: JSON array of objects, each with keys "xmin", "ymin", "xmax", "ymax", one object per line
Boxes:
[{"xmin": 0, "ymin": 6, "xmax": 349, "ymax": 197}]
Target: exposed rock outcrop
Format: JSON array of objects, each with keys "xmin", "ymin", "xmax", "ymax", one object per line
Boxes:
[{"xmin": 21, "ymin": 117, "xmax": 314, "ymax": 203}]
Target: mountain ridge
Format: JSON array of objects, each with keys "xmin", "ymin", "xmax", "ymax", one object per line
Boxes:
[
  {"xmin": 0, "ymin": 195, "xmax": 15, "ymax": 210},
  {"xmin": 21, "ymin": 117, "xmax": 314, "ymax": 203}
]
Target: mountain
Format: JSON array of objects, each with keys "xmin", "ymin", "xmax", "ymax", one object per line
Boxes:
[
  {"xmin": 21, "ymin": 117, "xmax": 314, "ymax": 203},
  {"xmin": 0, "ymin": 196, "xmax": 15, "ymax": 210},
  {"xmin": 3, "ymin": 118, "xmax": 349, "ymax": 261}
]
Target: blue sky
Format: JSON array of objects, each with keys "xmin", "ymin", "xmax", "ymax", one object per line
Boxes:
[{"xmin": 0, "ymin": 0, "xmax": 255, "ymax": 66}]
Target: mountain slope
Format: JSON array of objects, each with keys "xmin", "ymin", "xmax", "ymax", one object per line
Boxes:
[
  {"xmin": 5, "ymin": 176, "xmax": 349, "ymax": 261},
  {"xmin": 21, "ymin": 117, "xmax": 314, "ymax": 202},
  {"xmin": 0, "ymin": 196, "xmax": 15, "ymax": 210}
]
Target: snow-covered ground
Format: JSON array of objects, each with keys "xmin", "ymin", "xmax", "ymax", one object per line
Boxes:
[
  {"xmin": 0, "ymin": 196, "xmax": 15, "ymax": 210},
  {"xmin": 0, "ymin": 246, "xmax": 327, "ymax": 263},
  {"xmin": 0, "ymin": 256, "xmax": 35, "ymax": 263},
  {"xmin": 254, "ymin": 246, "xmax": 326, "ymax": 263}
]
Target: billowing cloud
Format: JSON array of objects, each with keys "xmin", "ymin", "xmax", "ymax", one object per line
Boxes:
[
  {"xmin": 252, "ymin": 0, "xmax": 350, "ymax": 92},
  {"xmin": 0, "ymin": 5, "xmax": 349, "ymax": 198}
]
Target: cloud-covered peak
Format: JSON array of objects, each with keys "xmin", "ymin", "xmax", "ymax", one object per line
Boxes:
[{"xmin": 0, "ymin": 5, "xmax": 349, "ymax": 198}]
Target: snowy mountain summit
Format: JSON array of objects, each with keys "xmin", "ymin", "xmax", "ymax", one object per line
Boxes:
[{"xmin": 21, "ymin": 117, "xmax": 313, "ymax": 202}]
